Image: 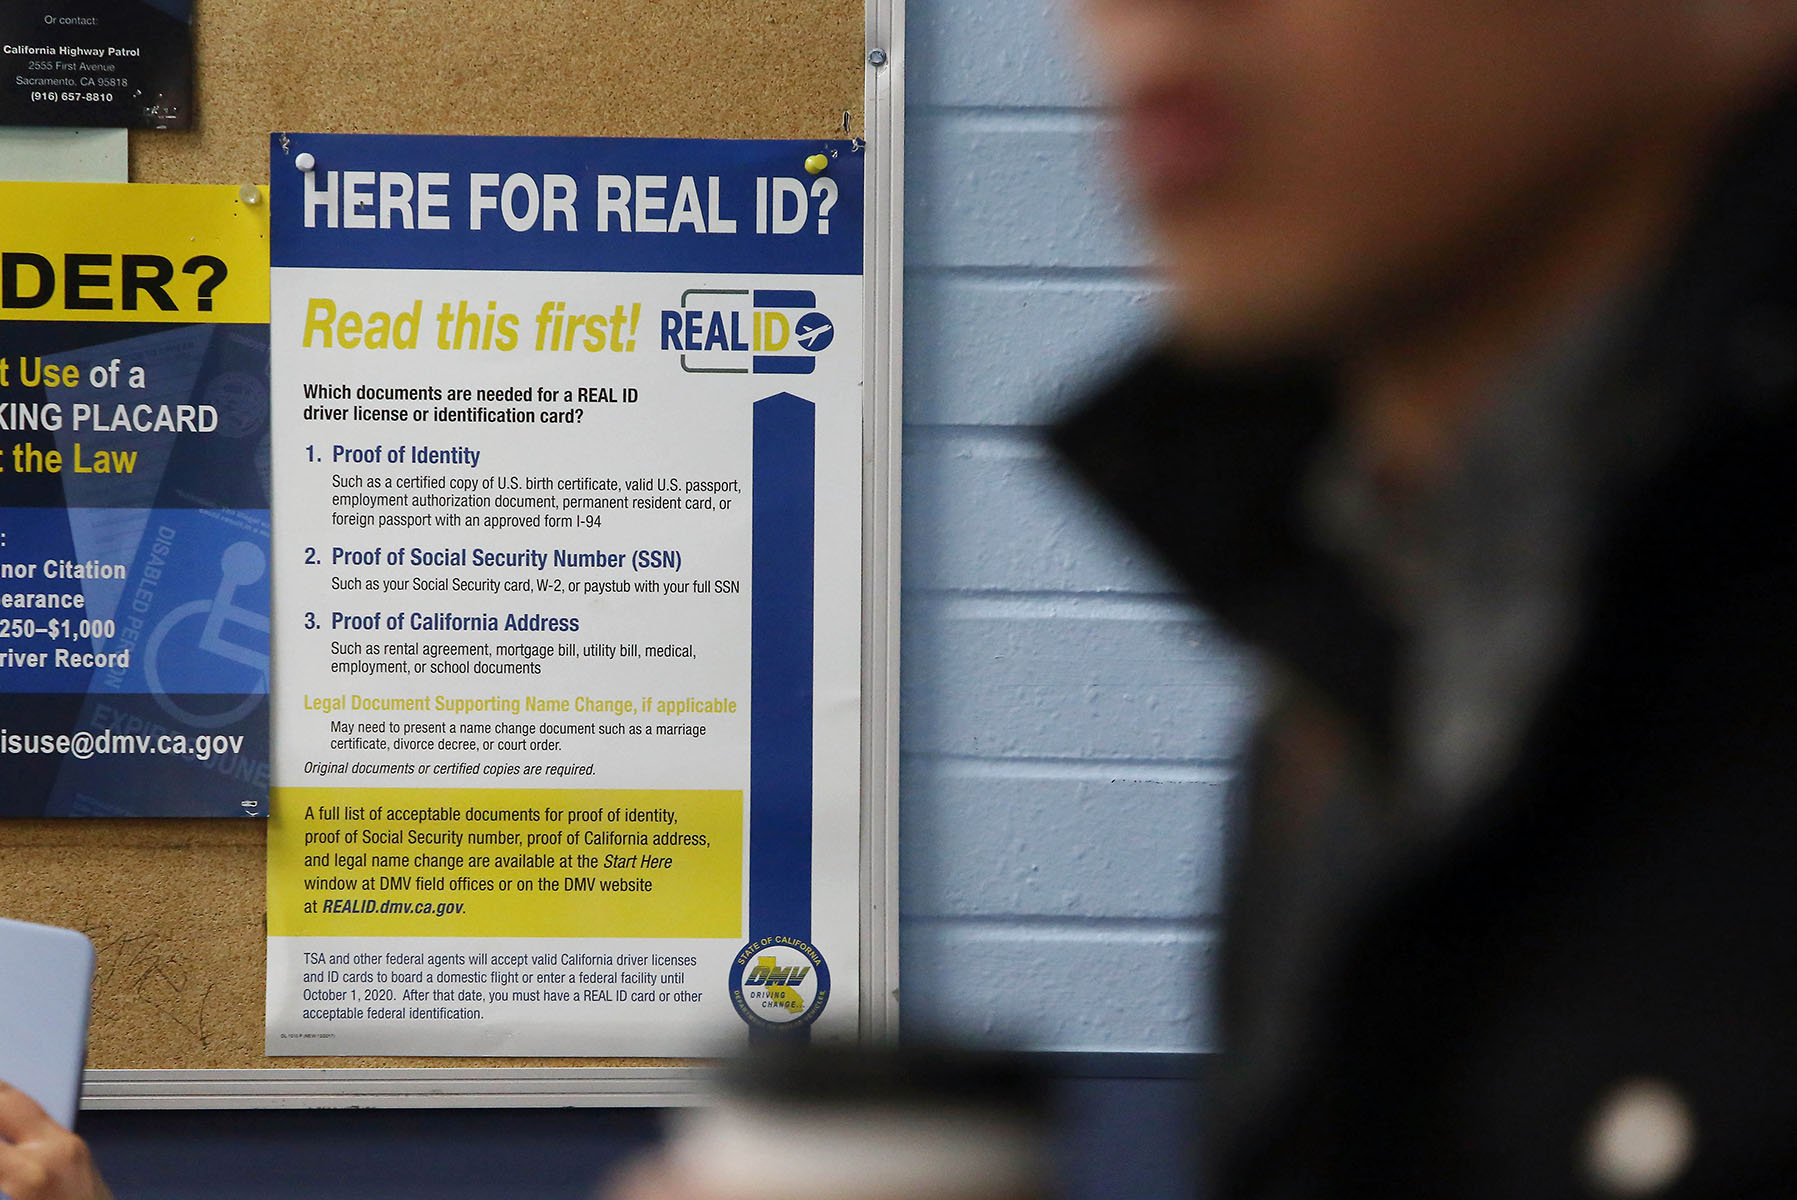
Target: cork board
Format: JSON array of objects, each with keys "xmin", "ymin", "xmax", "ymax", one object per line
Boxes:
[
  {"xmin": 0, "ymin": 0, "xmax": 865, "ymax": 1073},
  {"xmin": 133, "ymin": 0, "xmax": 865, "ymax": 185}
]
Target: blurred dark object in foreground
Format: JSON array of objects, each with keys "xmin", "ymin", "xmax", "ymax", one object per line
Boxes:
[{"xmin": 1054, "ymin": 83, "xmax": 1797, "ymax": 1200}]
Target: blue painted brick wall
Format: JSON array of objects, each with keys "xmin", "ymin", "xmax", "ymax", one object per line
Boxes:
[{"xmin": 899, "ymin": 0, "xmax": 1258, "ymax": 1052}]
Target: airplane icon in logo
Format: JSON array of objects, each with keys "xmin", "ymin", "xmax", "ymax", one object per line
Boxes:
[{"xmin": 793, "ymin": 312, "xmax": 835, "ymax": 353}]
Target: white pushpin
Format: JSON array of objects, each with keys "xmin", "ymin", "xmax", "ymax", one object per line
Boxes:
[
  {"xmin": 239, "ymin": 184, "xmax": 260, "ymax": 205},
  {"xmin": 294, "ymin": 151, "xmax": 317, "ymax": 172}
]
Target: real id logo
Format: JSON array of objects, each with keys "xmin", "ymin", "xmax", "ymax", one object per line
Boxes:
[{"xmin": 662, "ymin": 289, "xmax": 833, "ymax": 375}]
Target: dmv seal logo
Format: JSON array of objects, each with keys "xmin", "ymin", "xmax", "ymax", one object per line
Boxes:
[
  {"xmin": 662, "ymin": 289, "xmax": 834, "ymax": 375},
  {"xmin": 729, "ymin": 935, "xmax": 830, "ymax": 1032}
]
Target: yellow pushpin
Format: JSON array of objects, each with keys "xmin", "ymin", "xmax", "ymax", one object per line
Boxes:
[{"xmin": 804, "ymin": 153, "xmax": 829, "ymax": 176}]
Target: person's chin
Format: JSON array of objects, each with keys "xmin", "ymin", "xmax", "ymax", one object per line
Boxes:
[{"xmin": 1158, "ymin": 248, "xmax": 1342, "ymax": 366}]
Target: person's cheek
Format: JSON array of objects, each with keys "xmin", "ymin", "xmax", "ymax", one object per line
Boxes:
[{"xmin": 1078, "ymin": 0, "xmax": 1192, "ymax": 105}]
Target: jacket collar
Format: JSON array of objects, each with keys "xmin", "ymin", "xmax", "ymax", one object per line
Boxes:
[
  {"xmin": 1049, "ymin": 86, "xmax": 1797, "ymax": 751},
  {"xmin": 1050, "ymin": 351, "xmax": 1405, "ymax": 750}
]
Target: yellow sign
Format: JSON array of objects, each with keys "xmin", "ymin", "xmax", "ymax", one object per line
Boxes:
[
  {"xmin": 268, "ymin": 787, "xmax": 743, "ymax": 940},
  {"xmin": 0, "ymin": 182, "xmax": 269, "ymax": 325}
]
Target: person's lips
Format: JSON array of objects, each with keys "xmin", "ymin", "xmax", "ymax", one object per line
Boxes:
[{"xmin": 1120, "ymin": 84, "xmax": 1238, "ymax": 204}]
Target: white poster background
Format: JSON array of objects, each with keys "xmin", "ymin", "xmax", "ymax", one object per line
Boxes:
[{"xmin": 266, "ymin": 265, "xmax": 861, "ymax": 1055}]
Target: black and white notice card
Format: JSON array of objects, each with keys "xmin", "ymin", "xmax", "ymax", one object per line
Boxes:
[{"xmin": 1, "ymin": 0, "xmax": 193, "ymax": 130}]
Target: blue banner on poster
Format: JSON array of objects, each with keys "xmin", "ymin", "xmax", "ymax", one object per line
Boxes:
[{"xmin": 269, "ymin": 133, "xmax": 865, "ymax": 276}]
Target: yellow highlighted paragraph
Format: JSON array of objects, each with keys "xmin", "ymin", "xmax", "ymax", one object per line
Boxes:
[{"xmin": 269, "ymin": 787, "xmax": 741, "ymax": 940}]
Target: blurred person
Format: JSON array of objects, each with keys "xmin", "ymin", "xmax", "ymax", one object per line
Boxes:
[
  {"xmin": 0, "ymin": 1082, "xmax": 110, "ymax": 1200},
  {"xmin": 1050, "ymin": 0, "xmax": 1797, "ymax": 1197}
]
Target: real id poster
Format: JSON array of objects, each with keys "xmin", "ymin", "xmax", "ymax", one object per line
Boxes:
[{"xmin": 264, "ymin": 134, "xmax": 863, "ymax": 1055}]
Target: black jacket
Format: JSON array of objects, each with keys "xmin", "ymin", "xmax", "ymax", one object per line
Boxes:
[{"xmin": 1052, "ymin": 92, "xmax": 1797, "ymax": 1199}]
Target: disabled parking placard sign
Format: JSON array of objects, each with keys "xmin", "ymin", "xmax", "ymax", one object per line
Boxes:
[{"xmin": 0, "ymin": 181, "xmax": 270, "ymax": 817}]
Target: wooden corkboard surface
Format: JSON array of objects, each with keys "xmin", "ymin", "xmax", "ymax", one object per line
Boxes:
[
  {"xmin": 1, "ymin": 0, "xmax": 862, "ymax": 1072},
  {"xmin": 134, "ymin": 0, "xmax": 865, "ymax": 184}
]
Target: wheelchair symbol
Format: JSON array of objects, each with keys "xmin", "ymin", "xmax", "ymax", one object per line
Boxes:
[{"xmin": 144, "ymin": 541, "xmax": 271, "ymax": 729}]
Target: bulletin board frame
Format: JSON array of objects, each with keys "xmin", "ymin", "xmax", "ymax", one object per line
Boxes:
[{"xmin": 53, "ymin": 0, "xmax": 906, "ymax": 1110}]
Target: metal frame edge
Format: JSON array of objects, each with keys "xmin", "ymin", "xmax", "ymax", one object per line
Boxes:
[
  {"xmin": 859, "ymin": 0, "xmax": 904, "ymax": 1048},
  {"xmin": 81, "ymin": 1067, "xmax": 711, "ymax": 1109}
]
